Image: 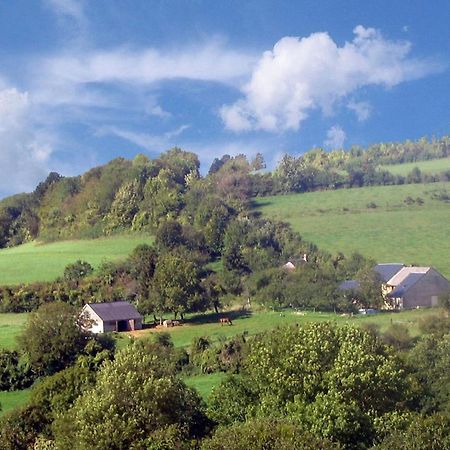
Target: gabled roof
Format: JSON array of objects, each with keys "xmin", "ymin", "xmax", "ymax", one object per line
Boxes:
[
  {"xmin": 338, "ymin": 280, "xmax": 360, "ymax": 291},
  {"xmin": 387, "ymin": 272, "xmax": 425, "ymax": 298},
  {"xmin": 374, "ymin": 263, "xmax": 405, "ymax": 282},
  {"xmin": 87, "ymin": 301, "xmax": 142, "ymax": 321},
  {"xmin": 387, "ymin": 267, "xmax": 430, "ymax": 286}
]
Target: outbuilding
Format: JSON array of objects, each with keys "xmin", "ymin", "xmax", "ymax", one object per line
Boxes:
[{"xmin": 81, "ymin": 301, "xmax": 143, "ymax": 333}]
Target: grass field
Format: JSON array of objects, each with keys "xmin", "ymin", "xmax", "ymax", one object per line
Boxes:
[
  {"xmin": 0, "ymin": 389, "xmax": 31, "ymax": 417},
  {"xmin": 183, "ymin": 372, "xmax": 227, "ymax": 401},
  {"xmin": 0, "ymin": 313, "xmax": 29, "ymax": 350},
  {"xmin": 0, "ymin": 234, "xmax": 154, "ymax": 285},
  {"xmin": 115, "ymin": 307, "xmax": 439, "ymax": 352},
  {"xmin": 382, "ymin": 157, "xmax": 450, "ymax": 176},
  {"xmin": 255, "ymin": 182, "xmax": 450, "ymax": 278}
]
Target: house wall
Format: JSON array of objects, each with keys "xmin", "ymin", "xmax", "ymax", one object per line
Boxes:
[
  {"xmin": 81, "ymin": 305, "xmax": 104, "ymax": 333},
  {"xmin": 403, "ymin": 269, "xmax": 450, "ymax": 309},
  {"xmin": 103, "ymin": 321, "xmax": 117, "ymax": 332}
]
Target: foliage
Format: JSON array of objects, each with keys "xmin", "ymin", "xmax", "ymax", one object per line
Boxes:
[
  {"xmin": 201, "ymin": 418, "xmax": 341, "ymax": 450},
  {"xmin": 63, "ymin": 260, "xmax": 93, "ymax": 283},
  {"xmin": 53, "ymin": 342, "xmax": 210, "ymax": 450},
  {"xmin": 0, "ymin": 350, "xmax": 33, "ymax": 391},
  {"xmin": 18, "ymin": 302, "xmax": 89, "ymax": 376}
]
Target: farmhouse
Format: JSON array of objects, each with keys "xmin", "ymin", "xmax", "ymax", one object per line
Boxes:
[
  {"xmin": 81, "ymin": 301, "xmax": 143, "ymax": 333},
  {"xmin": 383, "ymin": 266, "xmax": 449, "ymax": 309}
]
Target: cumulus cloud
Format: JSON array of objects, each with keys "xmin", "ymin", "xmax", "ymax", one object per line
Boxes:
[
  {"xmin": 324, "ymin": 125, "xmax": 346, "ymax": 149},
  {"xmin": 221, "ymin": 25, "xmax": 442, "ymax": 132},
  {"xmin": 0, "ymin": 88, "xmax": 53, "ymax": 195}
]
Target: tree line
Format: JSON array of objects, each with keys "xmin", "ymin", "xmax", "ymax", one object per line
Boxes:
[{"xmin": 1, "ymin": 136, "xmax": 450, "ymax": 249}]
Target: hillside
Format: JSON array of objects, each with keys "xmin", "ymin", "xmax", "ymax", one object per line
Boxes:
[
  {"xmin": 0, "ymin": 234, "xmax": 154, "ymax": 285},
  {"xmin": 255, "ymin": 182, "xmax": 450, "ymax": 278},
  {"xmin": 381, "ymin": 156, "xmax": 450, "ymax": 176}
]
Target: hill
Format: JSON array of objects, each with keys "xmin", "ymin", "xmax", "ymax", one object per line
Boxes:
[
  {"xmin": 0, "ymin": 234, "xmax": 154, "ymax": 285},
  {"xmin": 381, "ymin": 156, "xmax": 450, "ymax": 176},
  {"xmin": 255, "ymin": 182, "xmax": 450, "ymax": 278}
]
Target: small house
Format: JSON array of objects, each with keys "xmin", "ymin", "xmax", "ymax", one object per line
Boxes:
[{"xmin": 81, "ymin": 301, "xmax": 143, "ymax": 334}]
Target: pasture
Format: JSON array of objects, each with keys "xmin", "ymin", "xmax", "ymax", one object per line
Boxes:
[
  {"xmin": 0, "ymin": 313, "xmax": 29, "ymax": 350},
  {"xmin": 255, "ymin": 182, "xmax": 450, "ymax": 278},
  {"xmin": 0, "ymin": 389, "xmax": 31, "ymax": 417},
  {"xmin": 0, "ymin": 234, "xmax": 154, "ymax": 285},
  {"xmin": 117, "ymin": 307, "xmax": 439, "ymax": 349},
  {"xmin": 381, "ymin": 157, "xmax": 450, "ymax": 176}
]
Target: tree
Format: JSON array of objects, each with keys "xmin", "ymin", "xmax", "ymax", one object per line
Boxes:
[
  {"xmin": 53, "ymin": 342, "xmax": 209, "ymax": 450},
  {"xmin": 201, "ymin": 419, "xmax": 340, "ymax": 450},
  {"xmin": 63, "ymin": 260, "xmax": 93, "ymax": 285},
  {"xmin": 18, "ymin": 302, "xmax": 89, "ymax": 376},
  {"xmin": 152, "ymin": 249, "xmax": 205, "ymax": 319}
]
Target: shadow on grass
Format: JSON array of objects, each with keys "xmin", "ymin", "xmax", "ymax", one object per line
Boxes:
[{"xmin": 185, "ymin": 309, "xmax": 252, "ymax": 325}]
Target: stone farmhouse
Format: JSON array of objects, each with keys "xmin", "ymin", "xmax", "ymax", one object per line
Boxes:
[
  {"xmin": 81, "ymin": 301, "xmax": 143, "ymax": 333},
  {"xmin": 377, "ymin": 264, "xmax": 450, "ymax": 309}
]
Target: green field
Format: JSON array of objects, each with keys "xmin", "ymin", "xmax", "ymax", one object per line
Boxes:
[
  {"xmin": 382, "ymin": 157, "xmax": 450, "ymax": 176},
  {"xmin": 0, "ymin": 389, "xmax": 31, "ymax": 417},
  {"xmin": 183, "ymin": 372, "xmax": 227, "ymax": 401},
  {"xmin": 0, "ymin": 234, "xmax": 154, "ymax": 285},
  {"xmin": 0, "ymin": 313, "xmax": 29, "ymax": 350},
  {"xmin": 255, "ymin": 182, "xmax": 450, "ymax": 278}
]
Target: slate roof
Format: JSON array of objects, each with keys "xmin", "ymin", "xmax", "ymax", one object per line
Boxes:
[
  {"xmin": 387, "ymin": 272, "xmax": 425, "ymax": 298},
  {"xmin": 87, "ymin": 301, "xmax": 142, "ymax": 321},
  {"xmin": 374, "ymin": 263, "xmax": 405, "ymax": 282},
  {"xmin": 387, "ymin": 267, "xmax": 430, "ymax": 286},
  {"xmin": 338, "ymin": 280, "xmax": 361, "ymax": 291}
]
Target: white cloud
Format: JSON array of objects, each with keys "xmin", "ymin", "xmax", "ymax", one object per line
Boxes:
[
  {"xmin": 221, "ymin": 26, "xmax": 442, "ymax": 132},
  {"xmin": 324, "ymin": 125, "xmax": 346, "ymax": 149},
  {"xmin": 96, "ymin": 124, "xmax": 191, "ymax": 154},
  {"xmin": 347, "ymin": 100, "xmax": 372, "ymax": 121},
  {"xmin": 40, "ymin": 42, "xmax": 254, "ymax": 89},
  {"xmin": 0, "ymin": 88, "xmax": 53, "ymax": 195}
]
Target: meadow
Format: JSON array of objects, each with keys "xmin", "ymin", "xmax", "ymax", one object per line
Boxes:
[
  {"xmin": 0, "ymin": 234, "xmax": 154, "ymax": 285},
  {"xmin": 255, "ymin": 182, "xmax": 450, "ymax": 278},
  {"xmin": 0, "ymin": 389, "xmax": 31, "ymax": 417},
  {"xmin": 0, "ymin": 307, "xmax": 441, "ymax": 414},
  {"xmin": 0, "ymin": 313, "xmax": 29, "ymax": 350},
  {"xmin": 381, "ymin": 156, "xmax": 450, "ymax": 176}
]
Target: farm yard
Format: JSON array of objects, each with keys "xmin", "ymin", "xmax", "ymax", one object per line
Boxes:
[
  {"xmin": 255, "ymin": 182, "xmax": 450, "ymax": 278},
  {"xmin": 0, "ymin": 234, "xmax": 154, "ymax": 285}
]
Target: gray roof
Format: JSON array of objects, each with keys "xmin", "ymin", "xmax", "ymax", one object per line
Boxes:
[
  {"xmin": 374, "ymin": 263, "xmax": 404, "ymax": 282},
  {"xmin": 338, "ymin": 280, "xmax": 360, "ymax": 291},
  {"xmin": 87, "ymin": 301, "xmax": 142, "ymax": 321},
  {"xmin": 387, "ymin": 272, "xmax": 424, "ymax": 298}
]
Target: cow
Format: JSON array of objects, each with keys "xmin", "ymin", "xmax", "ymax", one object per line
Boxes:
[{"xmin": 219, "ymin": 317, "xmax": 232, "ymax": 326}]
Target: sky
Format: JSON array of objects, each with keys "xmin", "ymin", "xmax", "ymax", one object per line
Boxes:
[{"xmin": 0, "ymin": 0, "xmax": 449, "ymax": 198}]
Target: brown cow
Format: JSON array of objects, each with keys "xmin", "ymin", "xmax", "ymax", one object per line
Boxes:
[{"xmin": 219, "ymin": 317, "xmax": 232, "ymax": 326}]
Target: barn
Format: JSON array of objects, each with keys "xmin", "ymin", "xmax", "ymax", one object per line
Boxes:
[{"xmin": 81, "ymin": 301, "xmax": 143, "ymax": 333}]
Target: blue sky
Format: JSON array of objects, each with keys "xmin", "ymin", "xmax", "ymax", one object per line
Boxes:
[{"xmin": 0, "ymin": 0, "xmax": 449, "ymax": 197}]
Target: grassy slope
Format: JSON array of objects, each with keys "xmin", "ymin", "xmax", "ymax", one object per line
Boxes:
[
  {"xmin": 0, "ymin": 389, "xmax": 31, "ymax": 417},
  {"xmin": 255, "ymin": 182, "xmax": 450, "ymax": 278},
  {"xmin": 382, "ymin": 157, "xmax": 450, "ymax": 176},
  {"xmin": 0, "ymin": 234, "xmax": 154, "ymax": 285},
  {"xmin": 0, "ymin": 313, "xmax": 29, "ymax": 350}
]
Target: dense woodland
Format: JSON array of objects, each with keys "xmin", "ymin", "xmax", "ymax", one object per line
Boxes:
[{"xmin": 1, "ymin": 136, "xmax": 450, "ymax": 448}]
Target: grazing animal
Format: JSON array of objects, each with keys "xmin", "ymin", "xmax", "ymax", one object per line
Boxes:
[
  {"xmin": 172, "ymin": 320, "xmax": 180, "ymax": 327},
  {"xmin": 219, "ymin": 317, "xmax": 232, "ymax": 326},
  {"xmin": 163, "ymin": 319, "xmax": 173, "ymax": 327}
]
